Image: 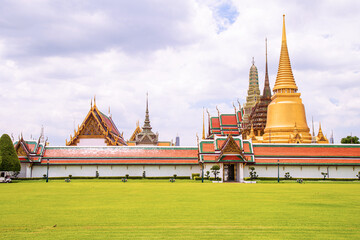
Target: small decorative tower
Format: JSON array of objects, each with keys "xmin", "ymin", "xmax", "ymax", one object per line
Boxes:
[
  {"xmin": 243, "ymin": 58, "xmax": 261, "ymax": 129},
  {"xmin": 263, "ymin": 15, "xmax": 312, "ymax": 143},
  {"xmin": 316, "ymin": 123, "xmax": 329, "ymax": 144},
  {"xmin": 135, "ymin": 93, "xmax": 159, "ymax": 145}
]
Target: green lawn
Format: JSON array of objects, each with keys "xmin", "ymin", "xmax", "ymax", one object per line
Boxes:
[{"xmin": 1, "ymin": 179, "xmax": 359, "ymax": 239}]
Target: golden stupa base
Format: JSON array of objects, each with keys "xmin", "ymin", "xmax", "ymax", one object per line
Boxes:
[{"xmin": 263, "ymin": 127, "xmax": 312, "ymax": 143}]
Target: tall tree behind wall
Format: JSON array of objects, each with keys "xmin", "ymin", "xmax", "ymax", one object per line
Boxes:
[{"xmin": 0, "ymin": 134, "xmax": 21, "ymax": 171}]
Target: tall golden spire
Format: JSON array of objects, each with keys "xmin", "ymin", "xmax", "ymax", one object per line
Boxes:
[
  {"xmin": 273, "ymin": 15, "xmax": 298, "ymax": 92},
  {"xmin": 263, "ymin": 15, "xmax": 312, "ymax": 144}
]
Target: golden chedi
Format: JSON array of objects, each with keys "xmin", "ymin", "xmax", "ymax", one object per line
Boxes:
[{"xmin": 263, "ymin": 15, "xmax": 312, "ymax": 143}]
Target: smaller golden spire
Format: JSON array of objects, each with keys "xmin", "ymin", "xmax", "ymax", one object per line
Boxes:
[
  {"xmin": 94, "ymin": 95, "xmax": 96, "ymax": 107},
  {"xmin": 202, "ymin": 108, "xmax": 205, "ymax": 140},
  {"xmin": 248, "ymin": 124, "xmax": 257, "ymax": 141}
]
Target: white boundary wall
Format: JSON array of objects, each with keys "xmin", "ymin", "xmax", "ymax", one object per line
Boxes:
[
  {"xmin": 19, "ymin": 163, "xmax": 360, "ymax": 179},
  {"xmin": 27, "ymin": 164, "xmax": 200, "ymax": 178},
  {"xmin": 244, "ymin": 165, "xmax": 360, "ymax": 179}
]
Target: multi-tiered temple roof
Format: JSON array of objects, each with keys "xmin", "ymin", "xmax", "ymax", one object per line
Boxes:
[
  {"xmin": 207, "ymin": 106, "xmax": 243, "ymax": 138},
  {"xmin": 66, "ymin": 98, "xmax": 126, "ymax": 146}
]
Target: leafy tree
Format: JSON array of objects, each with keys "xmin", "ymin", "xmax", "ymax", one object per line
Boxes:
[
  {"xmin": 0, "ymin": 134, "xmax": 20, "ymax": 171},
  {"xmin": 205, "ymin": 171, "xmax": 210, "ymax": 178},
  {"xmin": 249, "ymin": 167, "xmax": 258, "ymax": 180},
  {"xmin": 341, "ymin": 136, "xmax": 359, "ymax": 144},
  {"xmin": 210, "ymin": 165, "xmax": 220, "ymax": 180},
  {"xmin": 356, "ymin": 171, "xmax": 360, "ymax": 180},
  {"xmin": 321, "ymin": 172, "xmax": 328, "ymax": 179}
]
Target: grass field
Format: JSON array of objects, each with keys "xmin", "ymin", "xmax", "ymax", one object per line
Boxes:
[{"xmin": 1, "ymin": 179, "xmax": 359, "ymax": 239}]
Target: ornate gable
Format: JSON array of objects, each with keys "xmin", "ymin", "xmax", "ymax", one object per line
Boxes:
[
  {"xmin": 66, "ymin": 99, "xmax": 127, "ymax": 146},
  {"xmin": 16, "ymin": 144, "xmax": 28, "ymax": 156},
  {"xmin": 218, "ymin": 135, "xmax": 246, "ymax": 162},
  {"xmin": 129, "ymin": 121, "xmax": 142, "ymax": 142},
  {"xmin": 80, "ymin": 113, "xmax": 104, "ymax": 136}
]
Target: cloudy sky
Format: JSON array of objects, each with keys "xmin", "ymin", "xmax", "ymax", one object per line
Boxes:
[{"xmin": 0, "ymin": 0, "xmax": 359, "ymax": 145}]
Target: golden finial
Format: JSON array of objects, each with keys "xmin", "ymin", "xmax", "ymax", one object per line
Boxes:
[
  {"xmin": 282, "ymin": 15, "xmax": 286, "ymax": 42},
  {"xmin": 94, "ymin": 95, "xmax": 96, "ymax": 107},
  {"xmin": 202, "ymin": 108, "xmax": 205, "ymax": 140},
  {"xmin": 91, "ymin": 98, "xmax": 92, "ymax": 108},
  {"xmin": 318, "ymin": 122, "xmax": 324, "ymax": 136}
]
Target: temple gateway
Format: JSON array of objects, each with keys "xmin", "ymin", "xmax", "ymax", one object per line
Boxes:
[{"xmin": 14, "ymin": 16, "xmax": 360, "ymax": 182}]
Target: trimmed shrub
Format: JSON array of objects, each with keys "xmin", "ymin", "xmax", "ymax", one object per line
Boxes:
[
  {"xmin": 192, "ymin": 173, "xmax": 200, "ymax": 179},
  {"xmin": 0, "ymin": 134, "xmax": 20, "ymax": 171},
  {"xmin": 249, "ymin": 167, "xmax": 258, "ymax": 180},
  {"xmin": 284, "ymin": 172, "xmax": 292, "ymax": 179},
  {"xmin": 194, "ymin": 176, "xmax": 222, "ymax": 181},
  {"xmin": 210, "ymin": 165, "xmax": 220, "ymax": 180}
]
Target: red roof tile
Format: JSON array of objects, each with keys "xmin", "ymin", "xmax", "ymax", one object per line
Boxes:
[
  {"xmin": 211, "ymin": 118, "xmax": 220, "ymax": 128},
  {"xmin": 253, "ymin": 145, "xmax": 360, "ymax": 157},
  {"xmin": 220, "ymin": 115, "xmax": 237, "ymax": 125},
  {"xmin": 43, "ymin": 147, "xmax": 198, "ymax": 159},
  {"xmin": 256, "ymin": 158, "xmax": 360, "ymax": 164}
]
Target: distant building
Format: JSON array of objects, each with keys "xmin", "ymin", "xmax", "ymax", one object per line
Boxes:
[{"xmin": 175, "ymin": 135, "xmax": 180, "ymax": 146}]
